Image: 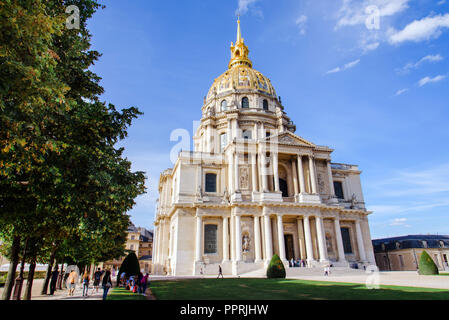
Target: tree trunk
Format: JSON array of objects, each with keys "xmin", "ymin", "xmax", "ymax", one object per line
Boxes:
[
  {"xmin": 23, "ymin": 259, "xmax": 36, "ymax": 300},
  {"xmin": 1, "ymin": 235, "xmax": 21, "ymax": 300},
  {"xmin": 12, "ymin": 237, "xmax": 28, "ymax": 300},
  {"xmin": 41, "ymin": 246, "xmax": 58, "ymax": 295}
]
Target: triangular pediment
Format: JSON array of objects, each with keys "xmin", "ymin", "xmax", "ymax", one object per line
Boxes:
[{"xmin": 263, "ymin": 131, "xmax": 315, "ymax": 147}]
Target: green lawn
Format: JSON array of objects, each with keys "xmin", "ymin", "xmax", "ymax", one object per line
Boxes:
[
  {"xmin": 106, "ymin": 287, "xmax": 147, "ymax": 300},
  {"xmin": 150, "ymin": 278, "xmax": 449, "ymax": 300}
]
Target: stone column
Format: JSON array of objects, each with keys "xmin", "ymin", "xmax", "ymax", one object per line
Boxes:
[
  {"xmin": 334, "ymin": 218, "xmax": 346, "ymax": 263},
  {"xmin": 260, "ymin": 122, "xmax": 265, "ymax": 139},
  {"xmin": 327, "ymin": 160, "xmax": 336, "ymax": 197},
  {"xmin": 251, "ymin": 153, "xmax": 258, "ymax": 192},
  {"xmin": 260, "ymin": 149, "xmax": 268, "ymax": 192},
  {"xmin": 227, "ymin": 119, "xmax": 232, "ymax": 142},
  {"xmin": 223, "ymin": 217, "xmax": 229, "ymax": 262},
  {"xmin": 303, "ymin": 216, "xmax": 314, "ymax": 264},
  {"xmin": 228, "ymin": 153, "xmax": 234, "ymax": 194},
  {"xmin": 315, "ymin": 216, "xmax": 328, "ymax": 262},
  {"xmin": 230, "ymin": 215, "xmax": 235, "ymax": 261},
  {"xmin": 263, "ymin": 213, "xmax": 273, "ymax": 260},
  {"xmin": 308, "ymin": 155, "xmax": 317, "ymax": 194},
  {"xmin": 234, "ymin": 152, "xmax": 240, "ymax": 192},
  {"xmin": 292, "ymin": 159, "xmax": 299, "ymax": 196},
  {"xmin": 273, "ymin": 152, "xmax": 280, "ymax": 192},
  {"xmin": 233, "ymin": 119, "xmax": 239, "ymax": 139},
  {"xmin": 277, "ymin": 215, "xmax": 286, "ymax": 261},
  {"xmin": 206, "ymin": 124, "xmax": 211, "ymax": 152},
  {"xmin": 235, "ymin": 215, "xmax": 242, "ymax": 261},
  {"xmin": 254, "ymin": 123, "xmax": 258, "ymax": 141},
  {"xmin": 297, "ymin": 155, "xmax": 306, "ymax": 194},
  {"xmin": 195, "ymin": 215, "xmax": 202, "ymax": 262},
  {"xmin": 153, "ymin": 224, "xmax": 159, "ymax": 264},
  {"xmin": 254, "ymin": 216, "xmax": 262, "ymax": 262},
  {"xmin": 296, "ymin": 218, "xmax": 306, "ymax": 260},
  {"xmin": 355, "ymin": 220, "xmax": 367, "ymax": 262}
]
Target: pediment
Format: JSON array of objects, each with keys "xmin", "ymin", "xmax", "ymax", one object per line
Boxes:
[{"xmin": 264, "ymin": 131, "xmax": 315, "ymax": 147}]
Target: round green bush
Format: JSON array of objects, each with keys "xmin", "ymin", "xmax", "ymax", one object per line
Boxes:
[
  {"xmin": 119, "ymin": 252, "xmax": 140, "ymax": 278},
  {"xmin": 418, "ymin": 250, "xmax": 439, "ymax": 275},
  {"xmin": 266, "ymin": 254, "xmax": 286, "ymax": 279}
]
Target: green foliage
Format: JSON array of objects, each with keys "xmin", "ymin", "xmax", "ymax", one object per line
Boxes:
[
  {"xmin": 119, "ymin": 252, "xmax": 140, "ymax": 278},
  {"xmin": 418, "ymin": 250, "xmax": 439, "ymax": 275},
  {"xmin": 266, "ymin": 254, "xmax": 286, "ymax": 279},
  {"xmin": 0, "ymin": 0, "xmax": 146, "ymax": 299}
]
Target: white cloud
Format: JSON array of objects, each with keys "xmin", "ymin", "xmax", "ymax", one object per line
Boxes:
[
  {"xmin": 438, "ymin": 0, "xmax": 446, "ymax": 5},
  {"xmin": 389, "ymin": 13, "xmax": 449, "ymax": 44},
  {"xmin": 418, "ymin": 74, "xmax": 447, "ymax": 87},
  {"xmin": 395, "ymin": 88, "xmax": 408, "ymax": 96},
  {"xmin": 326, "ymin": 59, "xmax": 361, "ymax": 74},
  {"xmin": 390, "ymin": 218, "xmax": 410, "ymax": 226},
  {"xmin": 398, "ymin": 54, "xmax": 444, "ymax": 74},
  {"xmin": 236, "ymin": 0, "xmax": 262, "ymax": 17},
  {"xmin": 336, "ymin": 0, "xmax": 410, "ymax": 29},
  {"xmin": 363, "ymin": 41, "xmax": 380, "ymax": 52},
  {"xmin": 296, "ymin": 15, "xmax": 308, "ymax": 35}
]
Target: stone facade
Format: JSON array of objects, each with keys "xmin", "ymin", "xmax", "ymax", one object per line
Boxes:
[{"xmin": 152, "ymin": 19, "xmax": 376, "ymax": 276}]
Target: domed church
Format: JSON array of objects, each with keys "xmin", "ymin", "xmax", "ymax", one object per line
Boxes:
[{"xmin": 152, "ymin": 19, "xmax": 376, "ymax": 276}]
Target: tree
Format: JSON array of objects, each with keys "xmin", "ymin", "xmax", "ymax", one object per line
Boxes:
[
  {"xmin": 0, "ymin": 0, "xmax": 146, "ymax": 299},
  {"xmin": 119, "ymin": 252, "xmax": 141, "ymax": 280},
  {"xmin": 266, "ymin": 254, "xmax": 286, "ymax": 279},
  {"xmin": 418, "ymin": 250, "xmax": 439, "ymax": 275}
]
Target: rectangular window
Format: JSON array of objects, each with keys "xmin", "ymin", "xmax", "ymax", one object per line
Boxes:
[
  {"xmin": 204, "ymin": 224, "xmax": 217, "ymax": 254},
  {"xmin": 341, "ymin": 227, "xmax": 353, "ymax": 254},
  {"xmin": 205, "ymin": 173, "xmax": 217, "ymax": 193},
  {"xmin": 334, "ymin": 181, "xmax": 344, "ymax": 199},
  {"xmin": 220, "ymin": 133, "xmax": 227, "ymax": 152}
]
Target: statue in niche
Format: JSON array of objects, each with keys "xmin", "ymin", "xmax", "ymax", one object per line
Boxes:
[
  {"xmin": 242, "ymin": 234, "xmax": 251, "ymax": 253},
  {"xmin": 350, "ymin": 193, "xmax": 357, "ymax": 209},
  {"xmin": 222, "ymin": 190, "xmax": 230, "ymax": 204},
  {"xmin": 239, "ymin": 167, "xmax": 249, "ymax": 190}
]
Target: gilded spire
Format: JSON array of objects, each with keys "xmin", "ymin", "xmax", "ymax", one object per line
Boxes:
[{"xmin": 229, "ymin": 17, "xmax": 252, "ymax": 69}]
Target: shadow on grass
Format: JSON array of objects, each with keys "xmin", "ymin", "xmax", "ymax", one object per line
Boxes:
[{"xmin": 149, "ymin": 278, "xmax": 449, "ymax": 300}]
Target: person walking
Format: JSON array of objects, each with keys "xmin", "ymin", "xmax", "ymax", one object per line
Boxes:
[
  {"xmin": 141, "ymin": 273, "xmax": 149, "ymax": 295},
  {"xmin": 217, "ymin": 265, "xmax": 224, "ymax": 279},
  {"xmin": 82, "ymin": 271, "xmax": 90, "ymax": 297},
  {"xmin": 93, "ymin": 267, "xmax": 102, "ymax": 293},
  {"xmin": 67, "ymin": 269, "xmax": 77, "ymax": 296},
  {"xmin": 102, "ymin": 269, "xmax": 113, "ymax": 300},
  {"xmin": 49, "ymin": 266, "xmax": 59, "ymax": 295}
]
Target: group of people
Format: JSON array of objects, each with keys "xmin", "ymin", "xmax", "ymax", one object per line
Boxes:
[
  {"xmin": 119, "ymin": 271, "xmax": 150, "ymax": 295},
  {"xmin": 289, "ymin": 258, "xmax": 307, "ymax": 268},
  {"xmin": 48, "ymin": 266, "xmax": 113, "ymax": 300}
]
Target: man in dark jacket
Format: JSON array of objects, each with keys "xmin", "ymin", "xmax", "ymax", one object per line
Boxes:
[{"xmin": 49, "ymin": 266, "xmax": 59, "ymax": 295}]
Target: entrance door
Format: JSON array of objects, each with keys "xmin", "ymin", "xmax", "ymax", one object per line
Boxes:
[{"xmin": 284, "ymin": 234, "xmax": 295, "ymax": 262}]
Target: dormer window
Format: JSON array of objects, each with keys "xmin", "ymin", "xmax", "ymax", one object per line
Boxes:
[
  {"xmin": 263, "ymin": 99, "xmax": 268, "ymax": 111},
  {"xmin": 243, "ymin": 130, "xmax": 252, "ymax": 139},
  {"xmin": 242, "ymin": 97, "xmax": 249, "ymax": 108}
]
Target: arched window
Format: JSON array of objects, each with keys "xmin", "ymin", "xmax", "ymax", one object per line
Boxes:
[
  {"xmin": 242, "ymin": 130, "xmax": 252, "ymax": 139},
  {"xmin": 221, "ymin": 100, "xmax": 227, "ymax": 112},
  {"xmin": 241, "ymin": 97, "xmax": 249, "ymax": 108},
  {"xmin": 263, "ymin": 99, "xmax": 269, "ymax": 111}
]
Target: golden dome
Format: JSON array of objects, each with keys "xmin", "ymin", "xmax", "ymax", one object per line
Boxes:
[{"xmin": 206, "ymin": 18, "xmax": 277, "ymax": 101}]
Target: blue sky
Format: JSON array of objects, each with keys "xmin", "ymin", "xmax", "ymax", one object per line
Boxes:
[{"xmin": 87, "ymin": 0, "xmax": 449, "ymax": 239}]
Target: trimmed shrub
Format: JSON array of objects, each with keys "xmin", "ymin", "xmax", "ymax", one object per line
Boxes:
[
  {"xmin": 118, "ymin": 252, "xmax": 140, "ymax": 278},
  {"xmin": 418, "ymin": 250, "xmax": 439, "ymax": 275},
  {"xmin": 266, "ymin": 254, "xmax": 286, "ymax": 279}
]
